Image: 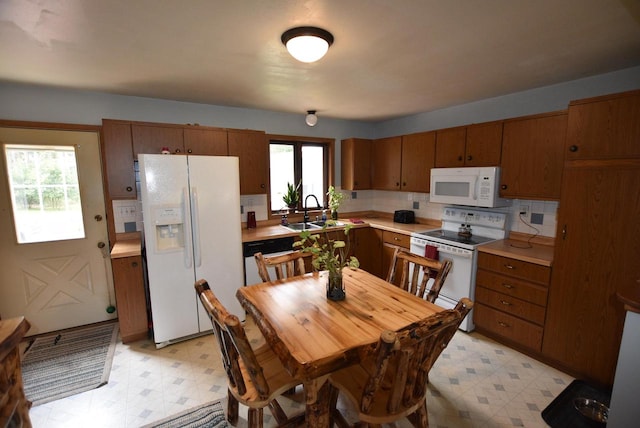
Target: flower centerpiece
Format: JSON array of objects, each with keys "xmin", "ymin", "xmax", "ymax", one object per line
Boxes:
[
  {"xmin": 327, "ymin": 185, "xmax": 343, "ymax": 220},
  {"xmin": 294, "ymin": 222, "xmax": 359, "ymax": 301}
]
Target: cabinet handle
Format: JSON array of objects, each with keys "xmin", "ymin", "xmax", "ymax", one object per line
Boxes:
[
  {"xmin": 261, "ymin": 183, "xmax": 265, "ymax": 189},
  {"xmin": 569, "ymin": 145, "xmax": 578, "ymax": 152},
  {"xmin": 126, "ymin": 186, "xmax": 133, "ymax": 192},
  {"xmin": 562, "ymin": 224, "xmax": 567, "ymax": 240},
  {"xmin": 457, "ymin": 156, "xmax": 463, "ymax": 161},
  {"xmin": 498, "ymin": 321, "xmax": 510, "ymax": 328},
  {"xmin": 504, "ymin": 264, "xmax": 515, "ymax": 269},
  {"xmin": 499, "ymin": 300, "xmax": 512, "ymax": 306},
  {"xmin": 402, "ymin": 181, "xmax": 407, "ymax": 186},
  {"xmin": 501, "ymin": 184, "xmax": 507, "ymax": 190},
  {"xmin": 187, "ymin": 149, "xmax": 193, "ymax": 153},
  {"xmin": 467, "ymin": 155, "xmax": 473, "ymax": 161},
  {"xmin": 501, "ymin": 283, "xmax": 514, "ymax": 289},
  {"xmin": 175, "ymin": 148, "xmax": 181, "ymax": 153},
  {"xmin": 132, "ymin": 261, "xmax": 138, "ymax": 267},
  {"xmin": 394, "ymin": 237, "xmax": 401, "ymax": 241},
  {"xmin": 395, "ymin": 182, "xmax": 400, "ymax": 187}
]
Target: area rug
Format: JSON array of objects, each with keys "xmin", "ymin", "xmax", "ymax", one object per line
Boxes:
[
  {"xmin": 21, "ymin": 321, "xmax": 119, "ymax": 406},
  {"xmin": 142, "ymin": 400, "xmax": 229, "ymax": 428}
]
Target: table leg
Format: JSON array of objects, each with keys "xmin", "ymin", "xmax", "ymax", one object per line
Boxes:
[{"xmin": 303, "ymin": 375, "xmax": 332, "ymax": 427}]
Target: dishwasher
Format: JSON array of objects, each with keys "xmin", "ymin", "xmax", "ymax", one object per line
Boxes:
[{"xmin": 243, "ymin": 236, "xmax": 295, "ymax": 286}]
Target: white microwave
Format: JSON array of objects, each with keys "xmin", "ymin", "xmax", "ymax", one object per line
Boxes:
[{"xmin": 429, "ymin": 166, "xmax": 510, "ymax": 208}]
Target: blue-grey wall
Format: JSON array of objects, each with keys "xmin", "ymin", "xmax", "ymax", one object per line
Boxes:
[{"xmin": 1, "ymin": 65, "xmax": 639, "ymax": 185}]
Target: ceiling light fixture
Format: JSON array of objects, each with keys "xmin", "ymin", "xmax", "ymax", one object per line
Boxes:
[
  {"xmin": 281, "ymin": 26, "xmax": 334, "ymax": 63},
  {"xmin": 305, "ymin": 110, "xmax": 318, "ymax": 127}
]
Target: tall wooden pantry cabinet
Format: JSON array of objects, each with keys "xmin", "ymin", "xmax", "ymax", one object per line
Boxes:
[{"xmin": 542, "ymin": 89, "xmax": 640, "ymax": 387}]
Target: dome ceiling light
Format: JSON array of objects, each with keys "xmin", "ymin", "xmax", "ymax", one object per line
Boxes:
[
  {"xmin": 305, "ymin": 110, "xmax": 318, "ymax": 127},
  {"xmin": 281, "ymin": 26, "xmax": 334, "ymax": 63}
]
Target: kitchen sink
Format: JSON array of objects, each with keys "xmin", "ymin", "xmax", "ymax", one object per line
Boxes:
[{"xmin": 281, "ymin": 221, "xmax": 344, "ymax": 232}]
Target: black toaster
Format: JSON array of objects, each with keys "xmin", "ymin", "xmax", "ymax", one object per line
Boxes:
[{"xmin": 393, "ymin": 210, "xmax": 415, "ymax": 224}]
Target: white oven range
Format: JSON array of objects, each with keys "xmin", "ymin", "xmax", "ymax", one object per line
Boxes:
[{"xmin": 410, "ymin": 206, "xmax": 507, "ymax": 331}]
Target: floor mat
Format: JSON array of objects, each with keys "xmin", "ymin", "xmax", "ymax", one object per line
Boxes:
[{"xmin": 541, "ymin": 379, "xmax": 611, "ymax": 428}]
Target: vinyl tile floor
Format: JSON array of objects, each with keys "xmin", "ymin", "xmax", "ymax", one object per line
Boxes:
[{"xmin": 27, "ymin": 316, "xmax": 572, "ymax": 427}]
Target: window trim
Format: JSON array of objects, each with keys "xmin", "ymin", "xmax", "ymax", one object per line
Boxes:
[{"xmin": 267, "ymin": 134, "xmax": 335, "ymax": 218}]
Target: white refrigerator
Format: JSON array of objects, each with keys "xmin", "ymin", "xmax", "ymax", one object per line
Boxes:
[{"xmin": 139, "ymin": 154, "xmax": 244, "ymax": 347}]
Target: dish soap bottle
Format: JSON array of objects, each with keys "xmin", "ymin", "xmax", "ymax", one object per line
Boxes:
[{"xmin": 321, "ymin": 209, "xmax": 327, "ymax": 222}]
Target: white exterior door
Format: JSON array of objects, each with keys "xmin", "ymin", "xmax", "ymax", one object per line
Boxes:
[{"xmin": 0, "ymin": 127, "xmax": 114, "ymax": 336}]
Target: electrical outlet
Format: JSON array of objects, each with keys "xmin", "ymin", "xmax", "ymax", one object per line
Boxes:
[{"xmin": 519, "ymin": 205, "xmax": 530, "ymax": 215}]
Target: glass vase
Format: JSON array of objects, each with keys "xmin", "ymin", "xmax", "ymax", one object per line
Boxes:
[
  {"xmin": 331, "ymin": 209, "xmax": 338, "ymax": 220},
  {"xmin": 326, "ymin": 270, "xmax": 345, "ymax": 301}
]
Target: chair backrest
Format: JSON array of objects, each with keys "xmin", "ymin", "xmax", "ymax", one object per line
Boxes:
[
  {"xmin": 194, "ymin": 279, "xmax": 271, "ymax": 399},
  {"xmin": 386, "ymin": 247, "xmax": 453, "ymax": 302},
  {"xmin": 254, "ymin": 251, "xmax": 311, "ymax": 282},
  {"xmin": 357, "ymin": 298, "xmax": 473, "ymax": 416}
]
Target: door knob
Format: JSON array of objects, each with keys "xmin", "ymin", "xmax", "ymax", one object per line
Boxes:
[
  {"xmin": 94, "ymin": 214, "xmax": 103, "ymax": 221},
  {"xmin": 97, "ymin": 242, "xmax": 106, "ymax": 249}
]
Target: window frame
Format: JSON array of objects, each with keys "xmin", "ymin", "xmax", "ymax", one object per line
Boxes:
[{"xmin": 267, "ymin": 134, "xmax": 335, "ymax": 217}]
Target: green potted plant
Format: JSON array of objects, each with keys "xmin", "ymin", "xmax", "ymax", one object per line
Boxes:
[
  {"xmin": 294, "ymin": 222, "xmax": 359, "ymax": 301},
  {"xmin": 282, "ymin": 181, "xmax": 301, "ymax": 210},
  {"xmin": 327, "ymin": 185, "xmax": 343, "ymax": 220}
]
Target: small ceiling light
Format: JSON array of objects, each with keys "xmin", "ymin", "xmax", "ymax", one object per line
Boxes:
[
  {"xmin": 281, "ymin": 26, "xmax": 334, "ymax": 63},
  {"xmin": 305, "ymin": 110, "xmax": 318, "ymax": 127}
]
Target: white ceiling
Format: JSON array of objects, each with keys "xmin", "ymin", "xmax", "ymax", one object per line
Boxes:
[{"xmin": 1, "ymin": 0, "xmax": 639, "ymax": 122}]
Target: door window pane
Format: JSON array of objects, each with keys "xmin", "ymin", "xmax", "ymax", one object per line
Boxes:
[{"xmin": 4, "ymin": 144, "xmax": 85, "ymax": 243}]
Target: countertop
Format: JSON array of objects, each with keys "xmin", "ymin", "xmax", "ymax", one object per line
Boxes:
[
  {"xmin": 478, "ymin": 238, "xmax": 554, "ymax": 267},
  {"xmin": 110, "ymin": 238, "xmax": 142, "ymax": 258},
  {"xmin": 241, "ymin": 216, "xmax": 441, "ymax": 242}
]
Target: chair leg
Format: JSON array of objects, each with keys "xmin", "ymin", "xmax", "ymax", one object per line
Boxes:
[
  {"xmin": 226, "ymin": 389, "xmax": 239, "ymax": 425},
  {"xmin": 406, "ymin": 401, "xmax": 428, "ymax": 428},
  {"xmin": 248, "ymin": 407, "xmax": 263, "ymax": 428}
]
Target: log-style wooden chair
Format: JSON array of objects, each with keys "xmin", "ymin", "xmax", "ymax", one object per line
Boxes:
[
  {"xmin": 328, "ymin": 298, "xmax": 473, "ymax": 428},
  {"xmin": 195, "ymin": 279, "xmax": 305, "ymax": 428},
  {"xmin": 386, "ymin": 247, "xmax": 453, "ymax": 303},
  {"xmin": 254, "ymin": 251, "xmax": 312, "ymax": 282}
]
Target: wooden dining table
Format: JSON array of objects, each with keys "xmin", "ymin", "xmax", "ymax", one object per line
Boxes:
[{"xmin": 236, "ymin": 268, "xmax": 445, "ymax": 427}]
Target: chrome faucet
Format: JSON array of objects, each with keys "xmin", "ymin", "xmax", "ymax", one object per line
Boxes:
[{"xmin": 303, "ymin": 194, "xmax": 321, "ymax": 223}]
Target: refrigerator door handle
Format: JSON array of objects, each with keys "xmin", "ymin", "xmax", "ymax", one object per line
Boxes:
[
  {"xmin": 183, "ymin": 187, "xmax": 193, "ymax": 268},
  {"xmin": 191, "ymin": 187, "xmax": 202, "ymax": 268}
]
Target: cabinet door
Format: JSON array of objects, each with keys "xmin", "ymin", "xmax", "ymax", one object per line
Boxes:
[
  {"xmin": 465, "ymin": 121, "xmax": 503, "ymax": 166},
  {"xmin": 101, "ymin": 120, "xmax": 136, "ymax": 199},
  {"xmin": 183, "ymin": 128, "xmax": 228, "ymax": 155},
  {"xmin": 131, "ymin": 124, "xmax": 184, "ymax": 156},
  {"xmin": 371, "ymin": 136, "xmax": 402, "ymax": 190},
  {"xmin": 500, "ymin": 113, "xmax": 566, "ymax": 199},
  {"xmin": 566, "ymin": 90, "xmax": 640, "ymax": 160},
  {"xmin": 401, "ymin": 131, "xmax": 435, "ymax": 192},
  {"xmin": 111, "ymin": 256, "xmax": 148, "ymax": 343},
  {"xmin": 341, "ymin": 138, "xmax": 371, "ymax": 190},
  {"xmin": 435, "ymin": 126, "xmax": 466, "ymax": 167},
  {"xmin": 353, "ymin": 227, "xmax": 382, "ymax": 277},
  {"xmin": 228, "ymin": 129, "xmax": 268, "ymax": 194},
  {"xmin": 542, "ymin": 161, "xmax": 640, "ymax": 387}
]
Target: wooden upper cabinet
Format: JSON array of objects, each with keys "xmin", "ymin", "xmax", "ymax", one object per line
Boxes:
[
  {"xmin": 435, "ymin": 126, "xmax": 466, "ymax": 167},
  {"xmin": 131, "ymin": 124, "xmax": 184, "ymax": 157},
  {"xmin": 341, "ymin": 138, "xmax": 371, "ymax": 190},
  {"xmin": 401, "ymin": 131, "xmax": 435, "ymax": 192},
  {"xmin": 565, "ymin": 90, "xmax": 640, "ymax": 160},
  {"xmin": 183, "ymin": 128, "xmax": 228, "ymax": 155},
  {"xmin": 228, "ymin": 129, "xmax": 268, "ymax": 195},
  {"xmin": 500, "ymin": 112, "xmax": 567, "ymax": 200},
  {"xmin": 435, "ymin": 121, "xmax": 502, "ymax": 167},
  {"xmin": 466, "ymin": 121, "xmax": 503, "ymax": 166},
  {"xmin": 371, "ymin": 136, "xmax": 402, "ymax": 190},
  {"xmin": 101, "ymin": 119, "xmax": 136, "ymax": 199}
]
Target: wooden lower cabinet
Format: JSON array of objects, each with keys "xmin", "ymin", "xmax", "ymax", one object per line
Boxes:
[
  {"xmin": 111, "ymin": 256, "xmax": 148, "ymax": 343},
  {"xmin": 474, "ymin": 252, "xmax": 550, "ymax": 353},
  {"xmin": 0, "ymin": 317, "xmax": 31, "ymax": 428},
  {"xmin": 352, "ymin": 227, "xmax": 382, "ymax": 277}
]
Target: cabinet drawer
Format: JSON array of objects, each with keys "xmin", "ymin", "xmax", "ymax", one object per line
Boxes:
[
  {"xmin": 478, "ymin": 252, "xmax": 550, "ymax": 284},
  {"xmin": 475, "ymin": 286, "xmax": 546, "ymax": 325},
  {"xmin": 476, "ymin": 269, "xmax": 548, "ymax": 306},
  {"xmin": 382, "ymin": 231, "xmax": 410, "ymax": 248},
  {"xmin": 474, "ymin": 304, "xmax": 543, "ymax": 351}
]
